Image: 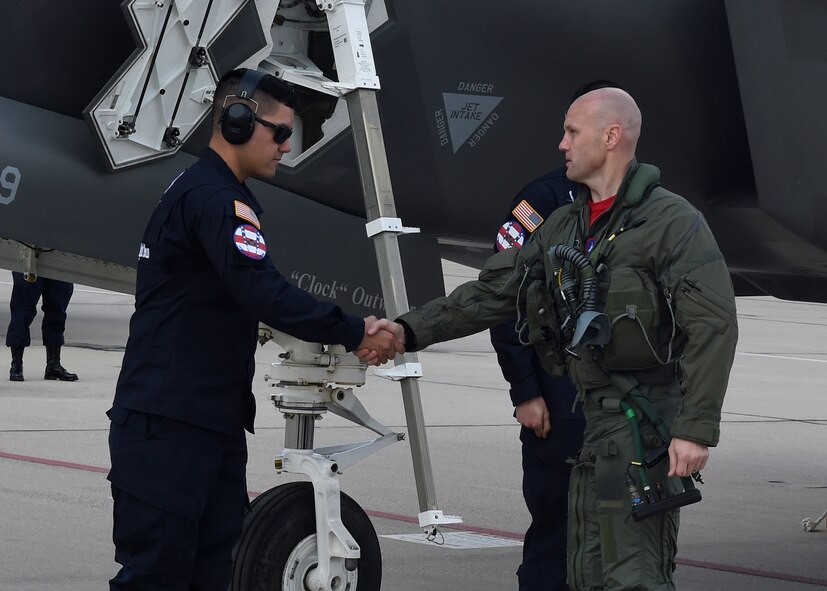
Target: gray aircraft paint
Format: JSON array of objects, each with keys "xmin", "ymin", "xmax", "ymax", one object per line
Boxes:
[
  {"xmin": 0, "ymin": 98, "xmax": 444, "ymax": 315},
  {"xmin": 0, "ymin": 166, "xmax": 20, "ymax": 205},
  {"xmin": 2, "ymin": 0, "xmax": 827, "ymax": 302},
  {"xmin": 724, "ymin": 0, "xmax": 826, "ymax": 248}
]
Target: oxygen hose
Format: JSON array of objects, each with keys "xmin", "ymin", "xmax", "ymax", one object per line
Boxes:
[
  {"xmin": 619, "ymin": 400, "xmax": 651, "ymax": 489},
  {"xmin": 611, "ymin": 382, "xmax": 704, "ymax": 521},
  {"xmin": 551, "ymin": 245, "xmax": 601, "ymax": 312}
]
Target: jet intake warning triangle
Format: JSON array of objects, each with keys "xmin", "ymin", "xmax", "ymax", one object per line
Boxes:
[{"xmin": 442, "ymin": 93, "xmax": 503, "ymax": 153}]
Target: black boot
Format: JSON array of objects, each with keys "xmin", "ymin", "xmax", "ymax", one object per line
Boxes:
[
  {"xmin": 9, "ymin": 347, "xmax": 24, "ymax": 382},
  {"xmin": 44, "ymin": 346, "xmax": 78, "ymax": 381}
]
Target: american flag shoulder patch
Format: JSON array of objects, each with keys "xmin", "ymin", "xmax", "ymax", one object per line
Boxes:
[
  {"xmin": 512, "ymin": 200, "xmax": 544, "ymax": 233},
  {"xmin": 234, "ymin": 200, "xmax": 261, "ymax": 229}
]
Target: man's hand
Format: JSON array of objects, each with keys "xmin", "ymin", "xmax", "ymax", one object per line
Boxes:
[
  {"xmin": 354, "ymin": 316, "xmax": 406, "ymax": 366},
  {"xmin": 667, "ymin": 437, "xmax": 709, "ymax": 477},
  {"xmin": 515, "ymin": 396, "xmax": 551, "ymax": 438}
]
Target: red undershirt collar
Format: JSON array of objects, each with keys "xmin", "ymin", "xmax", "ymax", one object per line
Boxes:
[{"xmin": 589, "ymin": 195, "xmax": 616, "ymax": 227}]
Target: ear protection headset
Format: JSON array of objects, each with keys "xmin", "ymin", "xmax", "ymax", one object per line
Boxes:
[{"xmin": 219, "ymin": 69, "xmax": 267, "ymax": 145}]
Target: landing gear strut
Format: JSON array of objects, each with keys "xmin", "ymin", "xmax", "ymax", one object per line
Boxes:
[{"xmin": 230, "ymin": 330, "xmax": 399, "ymax": 591}]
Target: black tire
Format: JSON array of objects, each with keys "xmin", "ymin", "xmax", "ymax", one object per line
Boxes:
[{"xmin": 231, "ymin": 482, "xmax": 382, "ymax": 590}]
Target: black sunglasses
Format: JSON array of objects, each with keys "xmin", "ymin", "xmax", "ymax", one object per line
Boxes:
[{"xmin": 254, "ymin": 117, "xmax": 293, "ymax": 144}]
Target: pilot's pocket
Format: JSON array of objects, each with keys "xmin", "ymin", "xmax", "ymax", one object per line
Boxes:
[
  {"xmin": 567, "ymin": 448, "xmax": 602, "ymax": 590},
  {"xmin": 679, "ymin": 279, "xmax": 734, "ymax": 334},
  {"xmin": 107, "ymin": 407, "xmax": 166, "ymax": 438},
  {"xmin": 601, "ymin": 267, "xmax": 664, "ymax": 370}
]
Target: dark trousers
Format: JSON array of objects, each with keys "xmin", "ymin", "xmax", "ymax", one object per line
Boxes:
[
  {"xmin": 6, "ymin": 272, "xmax": 73, "ymax": 348},
  {"xmin": 107, "ymin": 407, "xmax": 248, "ymax": 591},
  {"xmin": 518, "ymin": 418, "xmax": 585, "ymax": 591}
]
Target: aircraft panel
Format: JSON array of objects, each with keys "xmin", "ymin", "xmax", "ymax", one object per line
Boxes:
[
  {"xmin": 0, "ymin": 0, "xmax": 135, "ymax": 119},
  {"xmin": 725, "ymin": 0, "xmax": 827, "ymax": 252},
  {"xmin": 0, "ymin": 98, "xmax": 444, "ymax": 315},
  {"xmin": 2, "ymin": 0, "xmax": 827, "ymax": 302},
  {"xmin": 268, "ymin": 0, "xmax": 755, "ymax": 238}
]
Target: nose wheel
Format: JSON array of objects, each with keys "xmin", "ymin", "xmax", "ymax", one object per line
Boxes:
[{"xmin": 231, "ymin": 483, "xmax": 382, "ymax": 590}]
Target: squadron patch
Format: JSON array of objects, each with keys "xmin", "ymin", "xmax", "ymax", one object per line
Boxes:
[
  {"xmin": 234, "ymin": 224, "xmax": 267, "ymax": 260},
  {"xmin": 234, "ymin": 200, "xmax": 261, "ymax": 229},
  {"xmin": 512, "ymin": 200, "xmax": 544, "ymax": 232},
  {"xmin": 496, "ymin": 220, "xmax": 525, "ymax": 251},
  {"xmin": 585, "ymin": 237, "xmax": 597, "ymax": 253}
]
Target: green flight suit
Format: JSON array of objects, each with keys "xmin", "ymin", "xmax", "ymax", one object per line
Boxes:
[{"xmin": 398, "ymin": 161, "xmax": 738, "ymax": 590}]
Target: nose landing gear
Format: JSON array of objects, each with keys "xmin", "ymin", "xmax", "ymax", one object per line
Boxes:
[
  {"xmin": 230, "ymin": 330, "xmax": 394, "ymax": 590},
  {"xmin": 231, "ymin": 482, "xmax": 381, "ymax": 591}
]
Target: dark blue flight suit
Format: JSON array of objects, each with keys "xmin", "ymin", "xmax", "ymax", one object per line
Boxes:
[
  {"xmin": 108, "ymin": 148, "xmax": 366, "ymax": 591},
  {"xmin": 489, "ymin": 166, "xmax": 586, "ymax": 591},
  {"xmin": 6, "ymin": 272, "xmax": 73, "ymax": 348}
]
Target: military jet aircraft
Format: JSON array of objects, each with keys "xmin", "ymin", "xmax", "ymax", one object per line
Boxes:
[
  {"xmin": 1, "ymin": 0, "xmax": 825, "ymax": 309},
  {"xmin": 2, "ymin": 1, "xmax": 825, "ymax": 589}
]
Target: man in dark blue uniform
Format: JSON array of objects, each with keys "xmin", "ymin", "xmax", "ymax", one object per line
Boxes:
[
  {"xmin": 6, "ymin": 273, "xmax": 78, "ymax": 381},
  {"xmin": 490, "ymin": 167, "xmax": 584, "ymax": 591},
  {"xmin": 107, "ymin": 68, "xmax": 403, "ymax": 590}
]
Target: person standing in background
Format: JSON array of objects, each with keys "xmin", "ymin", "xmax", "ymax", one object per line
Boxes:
[{"xmin": 7, "ymin": 272, "xmax": 78, "ymax": 382}]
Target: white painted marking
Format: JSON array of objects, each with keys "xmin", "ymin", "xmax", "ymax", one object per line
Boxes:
[
  {"xmin": 382, "ymin": 531, "xmax": 523, "ymax": 549},
  {"xmin": 737, "ymin": 352, "xmax": 827, "ymax": 364}
]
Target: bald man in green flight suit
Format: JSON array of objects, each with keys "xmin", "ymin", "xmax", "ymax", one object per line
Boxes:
[{"xmin": 384, "ymin": 88, "xmax": 738, "ymax": 590}]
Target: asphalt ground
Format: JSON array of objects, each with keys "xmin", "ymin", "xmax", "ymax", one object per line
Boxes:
[{"xmin": 1, "ymin": 265, "xmax": 826, "ymax": 590}]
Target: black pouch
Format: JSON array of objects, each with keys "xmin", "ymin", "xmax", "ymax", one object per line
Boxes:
[{"xmin": 526, "ymin": 280, "xmax": 567, "ymax": 376}]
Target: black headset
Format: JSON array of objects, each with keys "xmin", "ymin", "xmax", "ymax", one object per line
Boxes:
[{"xmin": 219, "ymin": 69, "xmax": 267, "ymax": 145}]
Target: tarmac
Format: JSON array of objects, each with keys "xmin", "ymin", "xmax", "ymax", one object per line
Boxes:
[{"xmin": 1, "ymin": 264, "xmax": 826, "ymax": 590}]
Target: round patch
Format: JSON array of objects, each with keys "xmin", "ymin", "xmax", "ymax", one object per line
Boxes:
[
  {"xmin": 234, "ymin": 224, "xmax": 267, "ymax": 260},
  {"xmin": 496, "ymin": 220, "xmax": 526, "ymax": 251},
  {"xmin": 585, "ymin": 237, "xmax": 597, "ymax": 253}
]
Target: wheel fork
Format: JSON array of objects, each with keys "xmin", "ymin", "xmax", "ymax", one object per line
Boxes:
[
  {"xmin": 278, "ymin": 449, "xmax": 358, "ymax": 590},
  {"xmin": 276, "ymin": 421, "xmax": 401, "ymax": 590}
]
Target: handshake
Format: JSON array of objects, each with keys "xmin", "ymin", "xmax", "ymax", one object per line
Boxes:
[{"xmin": 354, "ymin": 316, "xmax": 407, "ymax": 365}]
